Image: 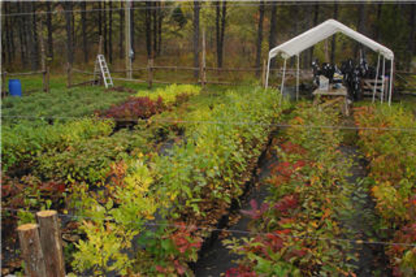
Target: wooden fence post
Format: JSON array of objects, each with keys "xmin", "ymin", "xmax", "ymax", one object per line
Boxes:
[
  {"xmin": 37, "ymin": 211, "xmax": 66, "ymax": 277},
  {"xmin": 46, "ymin": 65, "xmax": 50, "ymax": 93},
  {"xmin": 201, "ymin": 28, "xmax": 207, "ymax": 88},
  {"xmin": 17, "ymin": 224, "xmax": 47, "ymax": 277},
  {"xmin": 148, "ymin": 58, "xmax": 154, "ymax": 89},
  {"xmin": 66, "ymin": 62, "xmax": 72, "ymax": 88},
  {"xmin": 1, "ymin": 71, "xmax": 6, "ymax": 95},
  {"xmin": 261, "ymin": 59, "xmax": 266, "ymax": 87}
]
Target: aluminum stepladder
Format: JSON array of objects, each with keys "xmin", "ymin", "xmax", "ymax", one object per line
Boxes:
[{"xmin": 94, "ymin": 54, "xmax": 114, "ymax": 88}]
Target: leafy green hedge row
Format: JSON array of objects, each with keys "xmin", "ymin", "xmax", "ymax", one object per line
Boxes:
[
  {"xmin": 225, "ymin": 104, "xmax": 356, "ymax": 276},
  {"xmin": 2, "ymin": 118, "xmax": 114, "ymax": 172},
  {"xmin": 2, "ymin": 87, "xmax": 131, "ymax": 119},
  {"xmin": 354, "ymin": 105, "xmax": 416, "ymax": 276},
  {"xmin": 72, "ymin": 87, "xmax": 288, "ymax": 275}
]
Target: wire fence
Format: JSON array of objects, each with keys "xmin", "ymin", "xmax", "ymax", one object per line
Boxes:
[
  {"xmin": 3, "ymin": 207, "xmax": 415, "ymax": 248},
  {"xmin": 2, "ymin": 115, "xmax": 416, "ymax": 133}
]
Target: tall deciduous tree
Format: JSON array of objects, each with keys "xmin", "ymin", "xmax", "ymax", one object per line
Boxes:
[
  {"xmin": 193, "ymin": 0, "xmax": 200, "ymax": 77},
  {"xmin": 29, "ymin": 2, "xmax": 39, "ymax": 70},
  {"xmin": 109, "ymin": 1, "xmax": 113, "ymax": 63},
  {"xmin": 408, "ymin": 4, "xmax": 415, "ymax": 68},
  {"xmin": 81, "ymin": 1, "xmax": 88, "ymax": 63},
  {"xmin": 268, "ymin": 2, "xmax": 278, "ymax": 67},
  {"xmin": 119, "ymin": 1, "xmax": 124, "ymax": 59},
  {"xmin": 356, "ymin": 4, "xmax": 366, "ymax": 58},
  {"xmin": 157, "ymin": 3, "xmax": 163, "ymax": 55},
  {"xmin": 330, "ymin": 1, "xmax": 338, "ymax": 64},
  {"xmin": 152, "ymin": 1, "xmax": 158, "ymax": 57},
  {"xmin": 216, "ymin": 0, "xmax": 227, "ymax": 68},
  {"xmin": 255, "ymin": 0, "xmax": 265, "ymax": 76},
  {"xmin": 130, "ymin": 1, "xmax": 135, "ymax": 58},
  {"xmin": 64, "ymin": 1, "xmax": 74, "ymax": 65},
  {"xmin": 46, "ymin": 1, "xmax": 53, "ymax": 59},
  {"xmin": 310, "ymin": 3, "xmax": 319, "ymax": 61},
  {"xmin": 145, "ymin": 1, "xmax": 152, "ymax": 58},
  {"xmin": 103, "ymin": 1, "xmax": 108, "ymax": 56},
  {"xmin": 17, "ymin": 2, "xmax": 26, "ymax": 66}
]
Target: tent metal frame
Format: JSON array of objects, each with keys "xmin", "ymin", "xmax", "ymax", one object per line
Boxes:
[{"xmin": 265, "ymin": 19, "xmax": 395, "ymax": 106}]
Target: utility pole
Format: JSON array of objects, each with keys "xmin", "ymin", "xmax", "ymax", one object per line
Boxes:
[{"xmin": 125, "ymin": 0, "xmax": 132, "ymax": 79}]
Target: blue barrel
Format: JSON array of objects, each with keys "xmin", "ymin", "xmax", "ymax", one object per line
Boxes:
[{"xmin": 9, "ymin": 79, "xmax": 22, "ymax": 97}]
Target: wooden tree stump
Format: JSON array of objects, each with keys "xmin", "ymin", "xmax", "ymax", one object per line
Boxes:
[
  {"xmin": 37, "ymin": 210, "xmax": 66, "ymax": 277},
  {"xmin": 17, "ymin": 224, "xmax": 47, "ymax": 277}
]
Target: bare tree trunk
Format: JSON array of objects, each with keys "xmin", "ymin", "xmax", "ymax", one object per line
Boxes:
[
  {"xmin": 109, "ymin": 1, "xmax": 113, "ymax": 63},
  {"xmin": 130, "ymin": 1, "xmax": 135, "ymax": 58},
  {"xmin": 3, "ymin": 2, "xmax": 10, "ymax": 65},
  {"xmin": 9, "ymin": 5, "xmax": 16, "ymax": 62},
  {"xmin": 103, "ymin": 2, "xmax": 108, "ymax": 56},
  {"xmin": 310, "ymin": 3, "xmax": 319, "ymax": 61},
  {"xmin": 356, "ymin": 4, "xmax": 366, "ymax": 58},
  {"xmin": 219, "ymin": 1, "xmax": 226, "ymax": 67},
  {"xmin": 27, "ymin": 2, "xmax": 39, "ymax": 71},
  {"xmin": 145, "ymin": 1, "xmax": 152, "ymax": 58},
  {"xmin": 17, "ymin": 2, "xmax": 26, "ymax": 67},
  {"xmin": 71, "ymin": 3, "xmax": 75, "ymax": 51},
  {"xmin": 375, "ymin": 3, "xmax": 382, "ymax": 41},
  {"xmin": 255, "ymin": 0, "xmax": 265, "ymax": 76},
  {"xmin": 193, "ymin": 0, "xmax": 200, "ymax": 78},
  {"xmin": 303, "ymin": 4, "xmax": 313, "ymax": 69},
  {"xmin": 81, "ymin": 1, "xmax": 88, "ymax": 63},
  {"xmin": 153, "ymin": 1, "xmax": 158, "ymax": 57},
  {"xmin": 98, "ymin": 2, "xmax": 102, "ymax": 37},
  {"xmin": 65, "ymin": 2, "xmax": 74, "ymax": 65},
  {"xmin": 9, "ymin": 5, "xmax": 16, "ymax": 63},
  {"xmin": 408, "ymin": 4, "xmax": 415, "ymax": 68},
  {"xmin": 269, "ymin": 2, "xmax": 278, "ymax": 51},
  {"xmin": 216, "ymin": 2, "xmax": 220, "ymax": 67},
  {"xmin": 46, "ymin": 1, "xmax": 53, "ymax": 59},
  {"xmin": 330, "ymin": 1, "xmax": 338, "ymax": 64},
  {"xmin": 119, "ymin": 0, "xmax": 124, "ymax": 59},
  {"xmin": 216, "ymin": 0, "xmax": 226, "ymax": 68},
  {"xmin": 157, "ymin": 3, "xmax": 163, "ymax": 55}
]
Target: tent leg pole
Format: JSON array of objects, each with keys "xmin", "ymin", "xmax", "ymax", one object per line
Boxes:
[
  {"xmin": 265, "ymin": 57, "xmax": 271, "ymax": 89},
  {"xmin": 280, "ymin": 58, "xmax": 287, "ymax": 106},
  {"xmin": 388, "ymin": 58, "xmax": 393, "ymax": 106},
  {"xmin": 296, "ymin": 55, "xmax": 300, "ymax": 101},
  {"xmin": 372, "ymin": 54, "xmax": 380, "ymax": 103},
  {"xmin": 380, "ymin": 57, "xmax": 386, "ymax": 104}
]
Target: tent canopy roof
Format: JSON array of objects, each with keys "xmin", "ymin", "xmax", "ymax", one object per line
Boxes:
[{"xmin": 269, "ymin": 19, "xmax": 394, "ymax": 60}]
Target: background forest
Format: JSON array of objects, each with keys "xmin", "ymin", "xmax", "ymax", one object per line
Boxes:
[{"xmin": 1, "ymin": 1, "xmax": 416, "ymax": 76}]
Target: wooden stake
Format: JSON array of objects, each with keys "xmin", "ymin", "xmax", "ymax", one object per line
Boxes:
[
  {"xmin": 37, "ymin": 18, "xmax": 47, "ymax": 93},
  {"xmin": 67, "ymin": 62, "xmax": 72, "ymax": 88},
  {"xmin": 37, "ymin": 211, "xmax": 65, "ymax": 277},
  {"xmin": 46, "ymin": 65, "xmax": 50, "ymax": 93},
  {"xmin": 17, "ymin": 224, "xmax": 47, "ymax": 277},
  {"xmin": 148, "ymin": 58, "xmax": 154, "ymax": 89},
  {"xmin": 1, "ymin": 71, "xmax": 6, "ymax": 96},
  {"xmin": 98, "ymin": 35, "xmax": 104, "ymax": 55}
]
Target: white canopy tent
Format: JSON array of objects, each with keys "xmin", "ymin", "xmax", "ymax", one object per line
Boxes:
[{"xmin": 265, "ymin": 19, "xmax": 395, "ymax": 105}]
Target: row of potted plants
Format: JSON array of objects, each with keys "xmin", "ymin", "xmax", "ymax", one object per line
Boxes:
[{"xmin": 225, "ymin": 103, "xmax": 357, "ymax": 276}]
